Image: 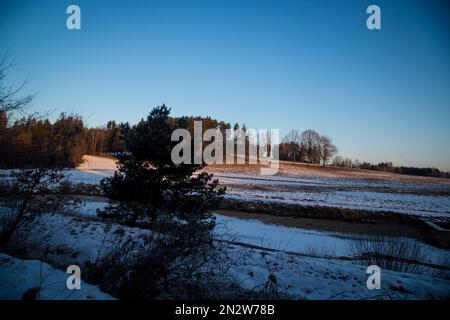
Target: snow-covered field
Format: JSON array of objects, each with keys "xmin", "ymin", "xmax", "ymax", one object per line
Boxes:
[
  {"xmin": 1, "ymin": 202, "xmax": 449, "ymax": 300},
  {"xmin": 223, "ymin": 184, "xmax": 450, "ymax": 218},
  {"xmin": 212, "ymin": 170, "xmax": 450, "ymax": 218},
  {"xmin": 62, "ymin": 156, "xmax": 450, "ymax": 219},
  {"xmin": 0, "ymin": 253, "xmax": 113, "ymax": 300},
  {"xmin": 1, "ymin": 155, "xmax": 450, "ymax": 300},
  {"xmin": 70, "ymin": 200, "xmax": 450, "ymax": 263},
  {"xmin": 63, "ymin": 155, "xmax": 117, "ymax": 185},
  {"xmin": 215, "ymin": 214, "xmax": 450, "ymax": 264}
]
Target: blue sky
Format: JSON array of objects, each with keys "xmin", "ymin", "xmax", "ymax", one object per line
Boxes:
[{"xmin": 1, "ymin": 0, "xmax": 449, "ymax": 170}]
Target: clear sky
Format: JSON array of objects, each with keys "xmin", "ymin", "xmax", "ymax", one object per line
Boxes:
[{"xmin": 1, "ymin": 0, "xmax": 449, "ymax": 170}]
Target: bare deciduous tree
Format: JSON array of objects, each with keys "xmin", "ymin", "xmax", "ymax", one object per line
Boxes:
[
  {"xmin": 300, "ymin": 129, "xmax": 320, "ymax": 164},
  {"xmin": 284, "ymin": 129, "xmax": 301, "ymax": 163},
  {"xmin": 318, "ymin": 135, "xmax": 337, "ymax": 167},
  {"xmin": 0, "ymin": 168, "xmax": 80, "ymax": 244},
  {"xmin": 0, "ymin": 52, "xmax": 36, "ymax": 114},
  {"xmin": 0, "ymin": 52, "xmax": 36, "ymax": 159}
]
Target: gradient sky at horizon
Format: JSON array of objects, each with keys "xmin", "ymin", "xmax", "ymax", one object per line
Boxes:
[{"xmin": 1, "ymin": 0, "xmax": 449, "ymax": 170}]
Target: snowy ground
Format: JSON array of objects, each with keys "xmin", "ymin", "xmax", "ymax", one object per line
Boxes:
[
  {"xmin": 213, "ymin": 172, "xmax": 450, "ymax": 219},
  {"xmin": 0, "ymin": 203, "xmax": 450, "ymax": 299},
  {"xmin": 0, "ymin": 253, "xmax": 113, "ymax": 300},
  {"xmin": 1, "ymin": 201, "xmax": 449, "ymax": 300},
  {"xmin": 1, "ymin": 156, "xmax": 449, "ymax": 299},
  {"xmin": 226, "ymin": 244, "xmax": 450, "ymax": 300},
  {"xmin": 60, "ymin": 156, "xmax": 450, "ymax": 220},
  {"xmin": 64, "ymin": 155, "xmax": 117, "ymax": 185},
  {"xmin": 215, "ymin": 214, "xmax": 450, "ymax": 264},
  {"xmin": 223, "ymin": 184, "xmax": 450, "ymax": 218},
  {"xmin": 74, "ymin": 200, "xmax": 450, "ymax": 263}
]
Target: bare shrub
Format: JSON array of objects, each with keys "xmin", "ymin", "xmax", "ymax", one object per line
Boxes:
[
  {"xmin": 0, "ymin": 168, "xmax": 80, "ymax": 245},
  {"xmin": 58, "ymin": 180, "xmax": 103, "ymax": 196},
  {"xmin": 257, "ymin": 252, "xmax": 284, "ymax": 298},
  {"xmin": 348, "ymin": 236, "xmax": 426, "ymax": 273}
]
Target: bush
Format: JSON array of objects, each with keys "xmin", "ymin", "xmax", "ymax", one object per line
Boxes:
[
  {"xmin": 348, "ymin": 236, "xmax": 426, "ymax": 273},
  {"xmin": 0, "ymin": 168, "xmax": 80, "ymax": 244}
]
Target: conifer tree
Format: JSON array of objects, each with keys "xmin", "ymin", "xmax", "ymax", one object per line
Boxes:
[{"xmin": 100, "ymin": 105, "xmax": 225, "ymax": 234}]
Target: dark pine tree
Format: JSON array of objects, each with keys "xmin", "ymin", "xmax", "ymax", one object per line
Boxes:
[{"xmin": 99, "ymin": 105, "xmax": 225, "ymax": 234}]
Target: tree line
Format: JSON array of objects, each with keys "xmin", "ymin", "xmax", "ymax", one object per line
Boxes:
[
  {"xmin": 279, "ymin": 130, "xmax": 449, "ymax": 178},
  {"xmin": 0, "ymin": 111, "xmax": 236, "ymax": 168},
  {"xmin": 0, "ymin": 111, "xmax": 327, "ymax": 169},
  {"xmin": 0, "ymin": 113, "xmax": 128, "ymax": 168},
  {"xmin": 279, "ymin": 129, "xmax": 338, "ymax": 166},
  {"xmin": 1, "ymin": 112, "xmax": 449, "ymax": 178},
  {"xmin": 332, "ymin": 158, "xmax": 450, "ymax": 179}
]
